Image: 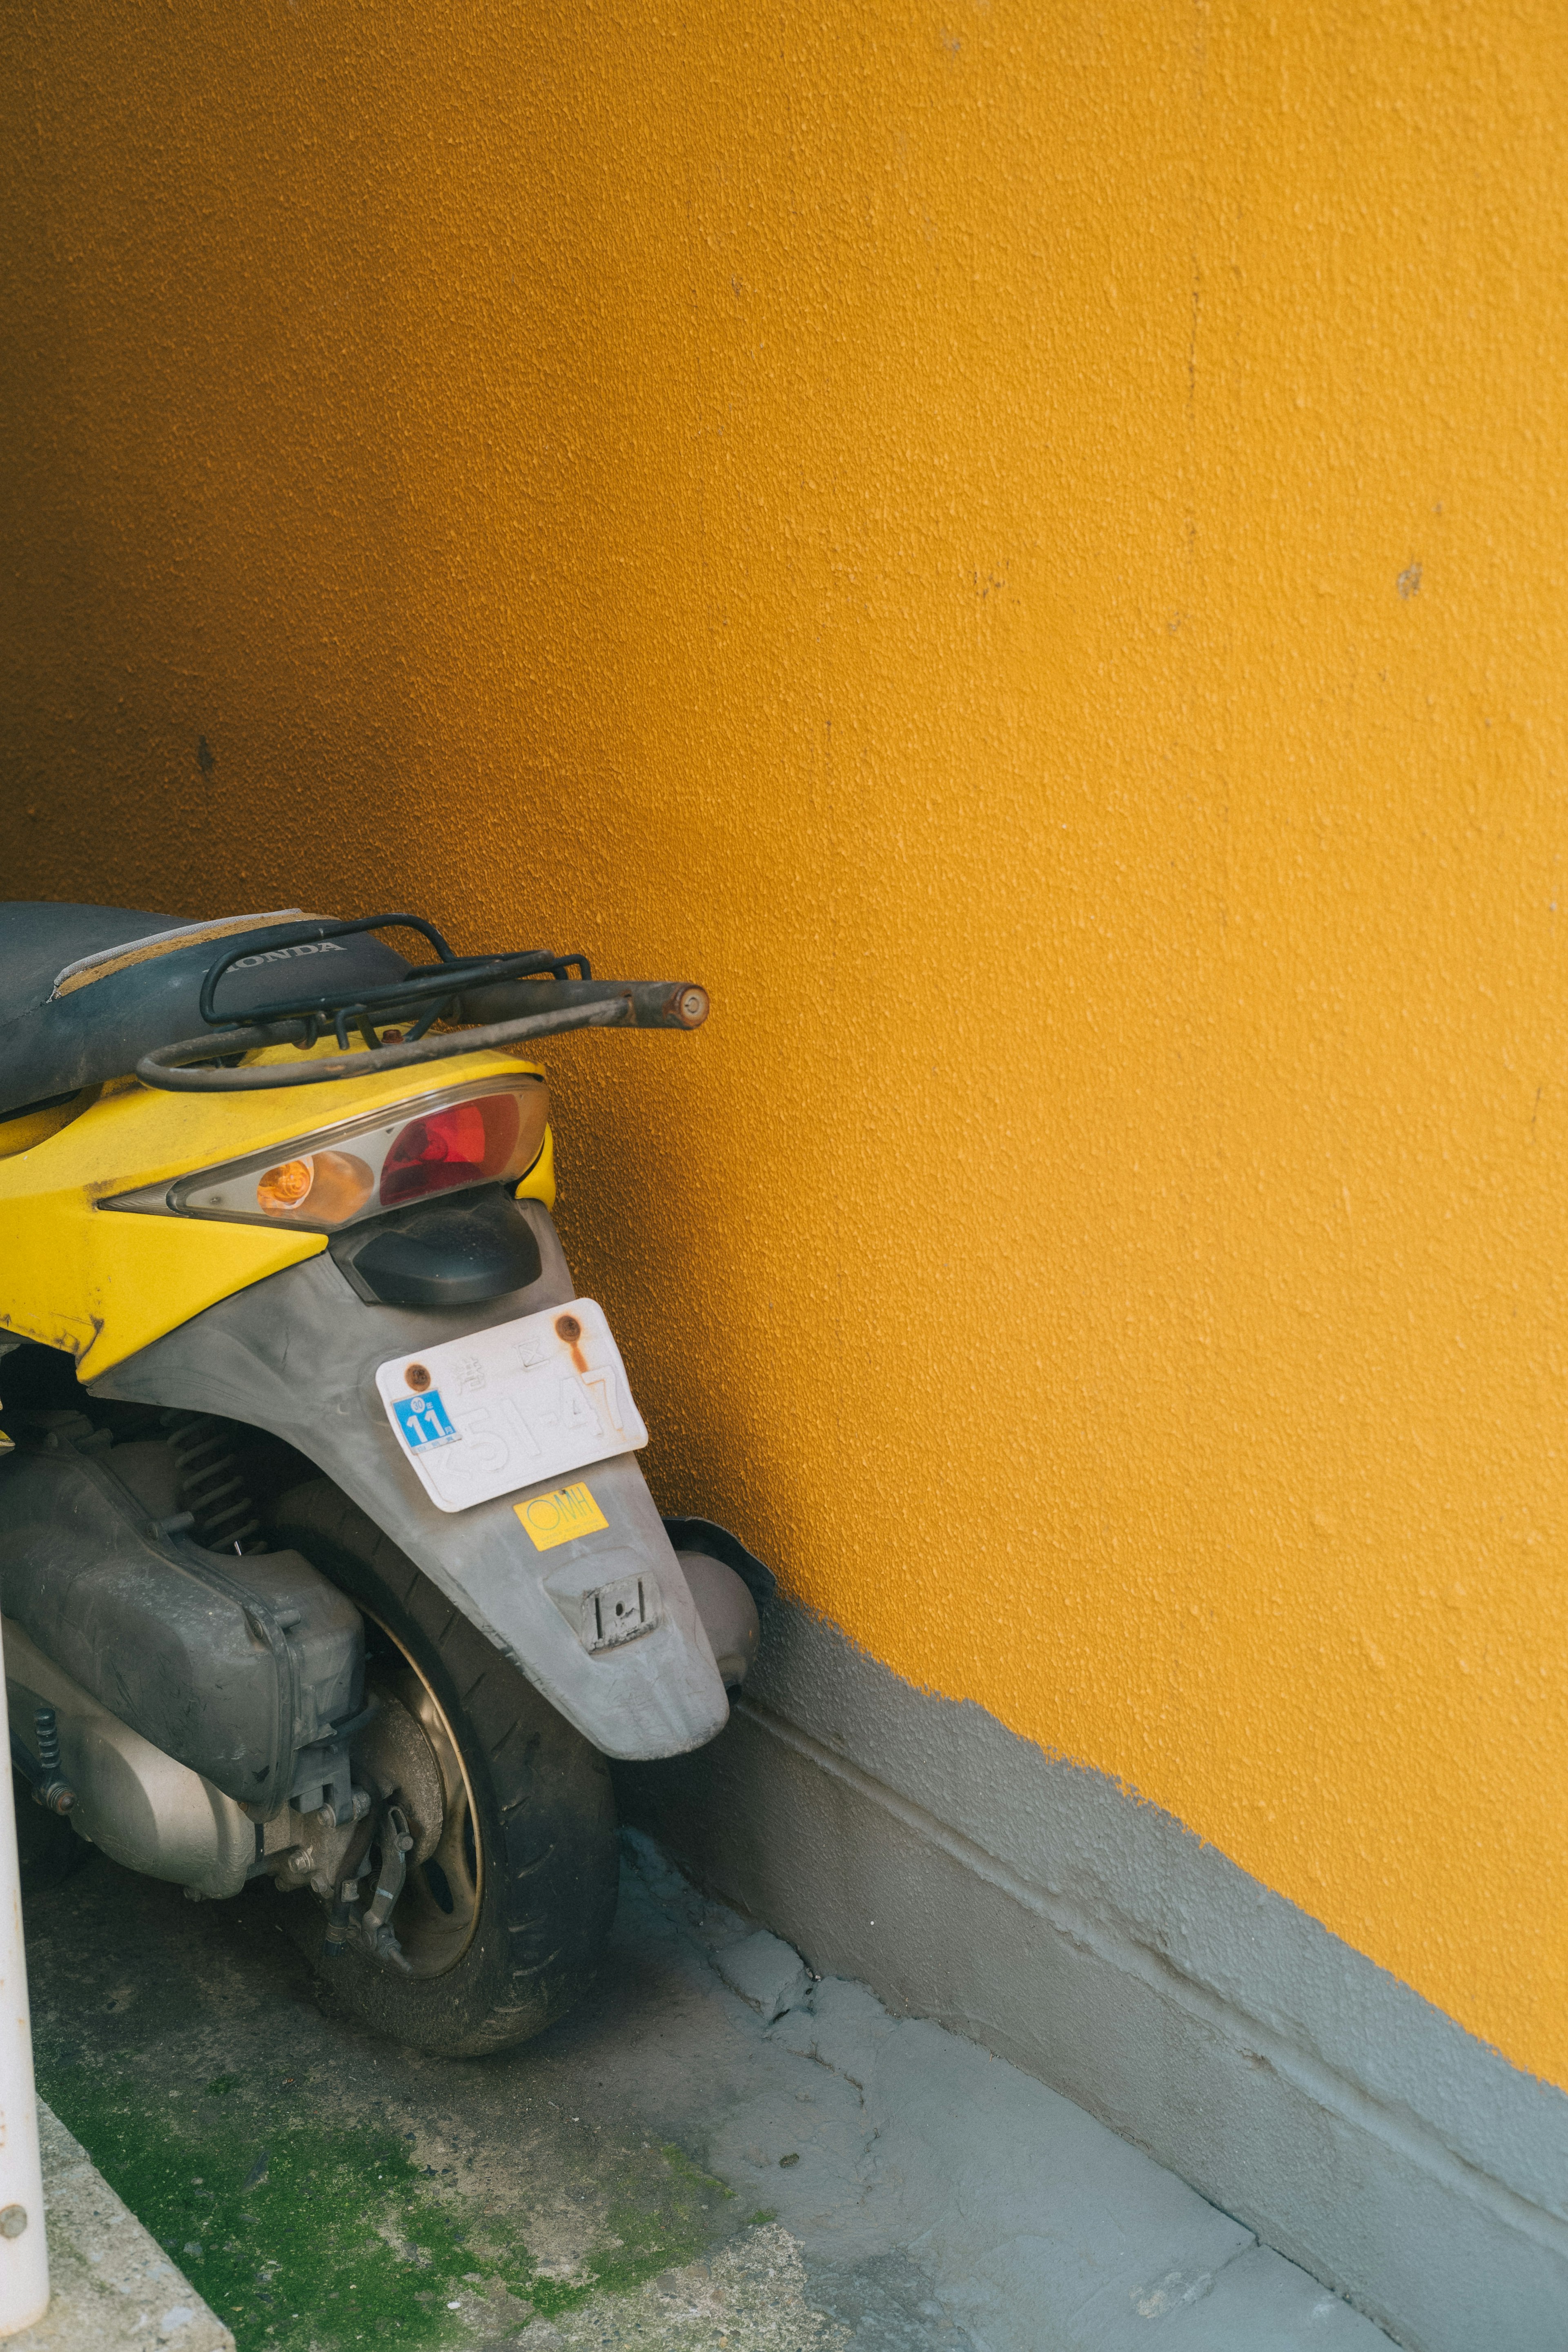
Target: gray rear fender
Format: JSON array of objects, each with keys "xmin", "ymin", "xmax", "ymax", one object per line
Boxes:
[{"xmin": 91, "ymin": 1200, "xmax": 730, "ymax": 1761}]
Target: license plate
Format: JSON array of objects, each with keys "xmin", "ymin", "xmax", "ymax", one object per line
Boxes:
[{"xmin": 375, "ymin": 1298, "xmax": 648, "ymax": 1515}]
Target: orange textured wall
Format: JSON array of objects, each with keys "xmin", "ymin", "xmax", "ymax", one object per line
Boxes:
[{"xmin": 5, "ymin": 1, "xmax": 1568, "ymax": 2085}]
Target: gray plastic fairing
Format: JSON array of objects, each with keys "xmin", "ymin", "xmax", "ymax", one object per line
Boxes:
[{"xmin": 90, "ymin": 1201, "xmax": 731, "ymax": 1762}]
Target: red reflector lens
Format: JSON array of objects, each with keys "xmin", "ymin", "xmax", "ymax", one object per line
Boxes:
[{"xmin": 379, "ymin": 1094, "xmax": 522, "ymax": 1208}]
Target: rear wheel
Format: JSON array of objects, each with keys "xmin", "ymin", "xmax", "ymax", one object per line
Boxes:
[{"xmin": 269, "ymin": 1479, "xmax": 618, "ymax": 2056}]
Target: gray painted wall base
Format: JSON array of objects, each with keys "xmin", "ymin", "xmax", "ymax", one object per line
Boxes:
[{"xmin": 615, "ymin": 1602, "xmax": 1568, "ymax": 2352}]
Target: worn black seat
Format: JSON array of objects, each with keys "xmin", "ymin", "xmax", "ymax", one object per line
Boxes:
[{"xmin": 0, "ymin": 902, "xmax": 409, "ymax": 1120}]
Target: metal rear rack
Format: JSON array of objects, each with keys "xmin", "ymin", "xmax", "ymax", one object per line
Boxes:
[{"xmin": 136, "ymin": 913, "xmax": 709, "ymax": 1093}]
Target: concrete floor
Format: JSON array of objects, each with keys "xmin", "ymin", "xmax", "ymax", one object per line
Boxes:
[{"xmin": 20, "ymin": 1828, "xmax": 1394, "ymax": 2352}]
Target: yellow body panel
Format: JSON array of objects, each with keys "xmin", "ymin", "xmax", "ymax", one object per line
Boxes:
[
  {"xmin": 0, "ymin": 1190, "xmax": 327, "ymax": 1377},
  {"xmin": 0, "ymin": 1088, "xmax": 100, "ymax": 1163},
  {"xmin": 0, "ymin": 1051, "xmax": 550, "ymax": 1380},
  {"xmin": 514, "ymin": 1121, "xmax": 555, "ymax": 1214}
]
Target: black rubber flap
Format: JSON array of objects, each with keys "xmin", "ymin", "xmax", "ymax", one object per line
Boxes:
[{"xmin": 330, "ymin": 1186, "xmax": 544, "ymax": 1309}]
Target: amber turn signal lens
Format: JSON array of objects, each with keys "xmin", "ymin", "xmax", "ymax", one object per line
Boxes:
[
  {"xmin": 256, "ymin": 1149, "xmax": 374, "ymax": 1224},
  {"xmin": 257, "ymin": 1158, "xmax": 314, "ymax": 1213}
]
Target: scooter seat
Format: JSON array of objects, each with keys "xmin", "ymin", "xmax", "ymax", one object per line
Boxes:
[{"xmin": 0, "ymin": 900, "xmax": 409, "ymax": 1121}]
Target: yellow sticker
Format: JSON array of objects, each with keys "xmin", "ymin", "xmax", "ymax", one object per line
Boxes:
[{"xmin": 514, "ymin": 1483, "xmax": 609, "ymax": 1551}]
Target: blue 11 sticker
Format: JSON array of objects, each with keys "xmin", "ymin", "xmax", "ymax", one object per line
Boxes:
[{"xmin": 393, "ymin": 1390, "xmax": 459, "ymax": 1450}]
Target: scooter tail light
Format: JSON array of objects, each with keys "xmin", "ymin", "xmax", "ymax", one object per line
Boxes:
[
  {"xmin": 379, "ymin": 1092, "xmax": 523, "ymax": 1208},
  {"xmin": 169, "ymin": 1076, "xmax": 549, "ymax": 1230}
]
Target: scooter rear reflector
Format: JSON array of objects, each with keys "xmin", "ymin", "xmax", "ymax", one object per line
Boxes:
[{"xmin": 376, "ymin": 1297, "xmax": 648, "ymax": 1514}]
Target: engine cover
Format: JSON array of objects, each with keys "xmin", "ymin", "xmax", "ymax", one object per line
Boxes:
[
  {"xmin": 0, "ymin": 1414, "xmax": 362, "ymax": 1813},
  {"xmin": 5, "ymin": 1617, "xmax": 256, "ymax": 1898}
]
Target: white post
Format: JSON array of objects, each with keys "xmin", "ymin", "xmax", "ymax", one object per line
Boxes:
[{"xmin": 0, "ymin": 1624, "xmax": 48, "ymax": 2335}]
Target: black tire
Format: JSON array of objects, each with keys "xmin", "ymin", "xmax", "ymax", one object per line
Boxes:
[{"xmin": 269, "ymin": 1478, "xmax": 618, "ymax": 2057}]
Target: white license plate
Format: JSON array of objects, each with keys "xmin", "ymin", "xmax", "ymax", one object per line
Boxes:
[{"xmin": 375, "ymin": 1298, "xmax": 648, "ymax": 1515}]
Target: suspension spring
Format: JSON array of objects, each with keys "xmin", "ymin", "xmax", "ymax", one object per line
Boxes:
[{"xmin": 162, "ymin": 1412, "xmax": 268, "ymax": 1554}]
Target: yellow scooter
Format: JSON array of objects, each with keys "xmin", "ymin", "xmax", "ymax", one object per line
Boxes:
[{"xmin": 0, "ymin": 904, "xmax": 768, "ymax": 2055}]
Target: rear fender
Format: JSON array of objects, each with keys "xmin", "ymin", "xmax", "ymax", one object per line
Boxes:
[{"xmin": 91, "ymin": 1201, "xmax": 729, "ymax": 1761}]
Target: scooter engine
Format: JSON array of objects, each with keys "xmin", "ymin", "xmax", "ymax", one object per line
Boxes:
[{"xmin": 0, "ymin": 1407, "xmax": 440, "ymax": 1958}]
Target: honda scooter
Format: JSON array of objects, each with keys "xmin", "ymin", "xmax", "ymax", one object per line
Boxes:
[{"xmin": 0, "ymin": 903, "xmax": 767, "ymax": 2055}]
